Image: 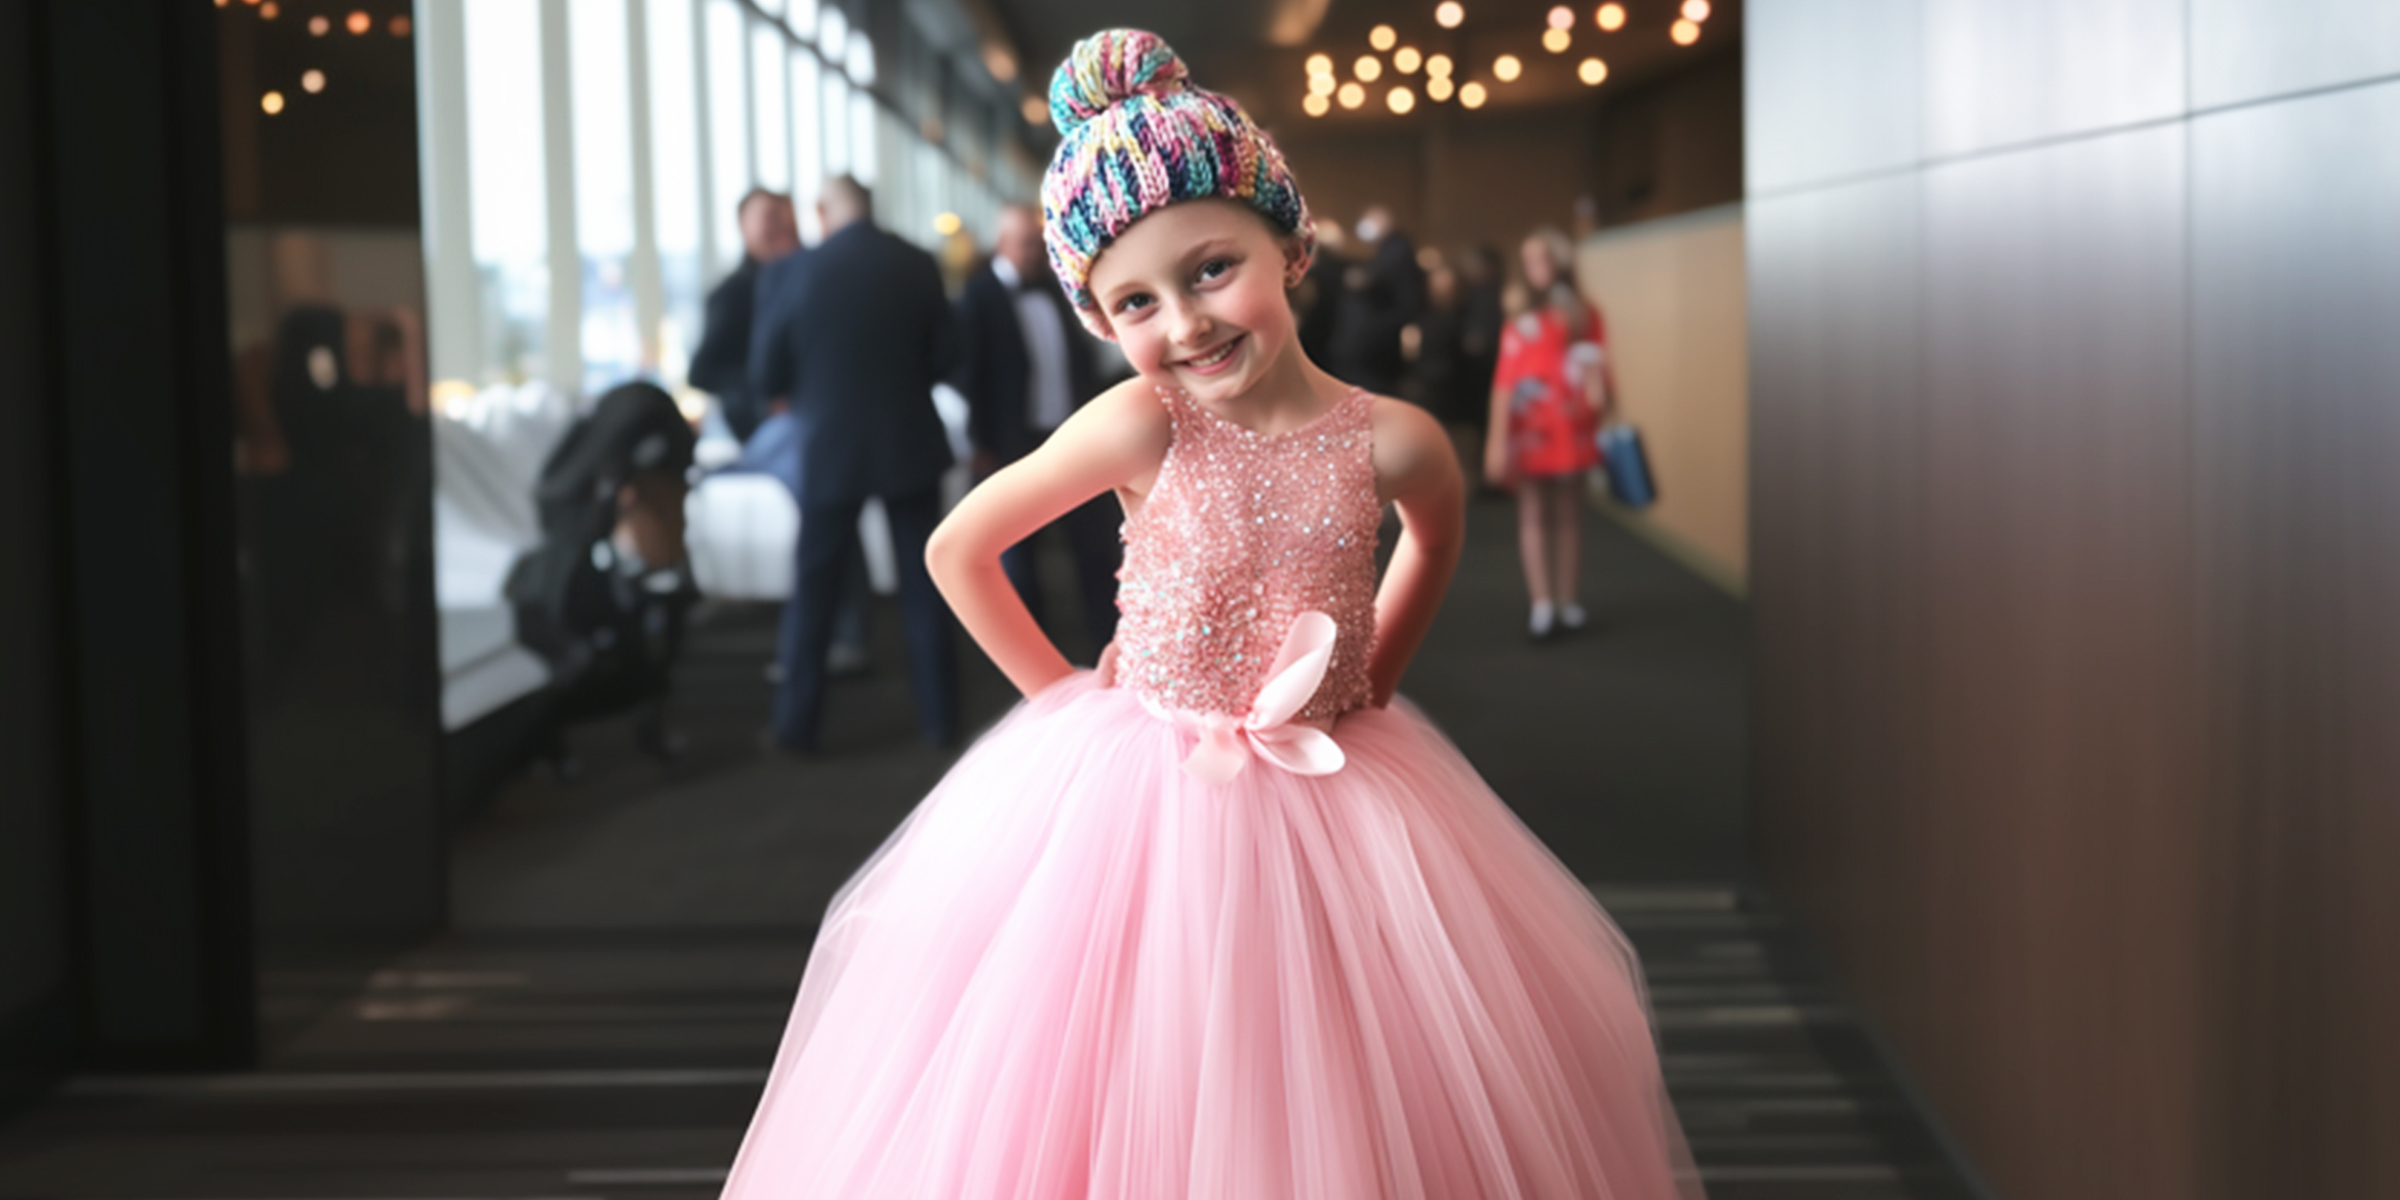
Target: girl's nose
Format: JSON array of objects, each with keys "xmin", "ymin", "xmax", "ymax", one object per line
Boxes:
[{"xmin": 1170, "ymin": 301, "xmax": 1214, "ymax": 345}]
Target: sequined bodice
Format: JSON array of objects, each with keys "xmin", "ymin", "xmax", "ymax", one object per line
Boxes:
[{"xmin": 1115, "ymin": 387, "xmax": 1380, "ymax": 721}]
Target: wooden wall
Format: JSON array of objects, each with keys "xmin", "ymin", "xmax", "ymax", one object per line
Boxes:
[
  {"xmin": 1747, "ymin": 1, "xmax": 2400, "ymax": 1196},
  {"xmin": 1577, "ymin": 205, "xmax": 1749, "ymax": 587}
]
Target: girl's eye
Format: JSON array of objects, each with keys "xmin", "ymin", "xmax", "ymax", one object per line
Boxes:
[
  {"xmin": 1114, "ymin": 293, "xmax": 1153, "ymax": 316},
  {"xmin": 1196, "ymin": 258, "xmax": 1231, "ymax": 283}
]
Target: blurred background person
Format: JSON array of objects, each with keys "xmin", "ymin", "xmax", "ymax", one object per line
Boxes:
[
  {"xmin": 950, "ymin": 203, "xmax": 1119, "ymax": 659},
  {"xmin": 1485, "ymin": 227, "xmax": 1612, "ymax": 641},
  {"xmin": 752, "ymin": 175, "xmax": 962, "ymax": 754},
  {"xmin": 1326, "ymin": 203, "xmax": 1425, "ymax": 396},
  {"xmin": 1293, "ymin": 215, "xmax": 1350, "ymax": 367},
  {"xmin": 690, "ymin": 189, "xmax": 800, "ymax": 445},
  {"xmin": 1454, "ymin": 244, "xmax": 1507, "ymax": 487},
  {"xmin": 504, "ymin": 382, "xmax": 700, "ymax": 769}
]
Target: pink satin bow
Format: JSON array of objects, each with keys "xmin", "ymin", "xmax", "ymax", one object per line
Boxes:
[{"xmin": 1179, "ymin": 611, "xmax": 1348, "ymax": 785}]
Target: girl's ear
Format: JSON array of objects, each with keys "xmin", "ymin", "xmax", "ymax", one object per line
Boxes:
[{"xmin": 1280, "ymin": 235, "xmax": 1313, "ymax": 289}]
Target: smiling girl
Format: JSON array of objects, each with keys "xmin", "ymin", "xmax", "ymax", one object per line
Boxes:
[{"xmin": 720, "ymin": 30, "xmax": 1700, "ymax": 1200}]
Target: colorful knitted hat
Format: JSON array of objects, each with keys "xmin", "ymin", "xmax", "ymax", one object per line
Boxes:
[{"xmin": 1040, "ymin": 29, "xmax": 1315, "ymax": 338}]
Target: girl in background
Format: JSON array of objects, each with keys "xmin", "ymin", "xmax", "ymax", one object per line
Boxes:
[
  {"xmin": 721, "ymin": 31, "xmax": 1696, "ymax": 1200},
  {"xmin": 1485, "ymin": 227, "xmax": 1613, "ymax": 640}
]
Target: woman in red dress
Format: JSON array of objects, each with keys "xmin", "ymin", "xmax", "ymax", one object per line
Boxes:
[{"xmin": 1483, "ymin": 226, "xmax": 1611, "ymax": 639}]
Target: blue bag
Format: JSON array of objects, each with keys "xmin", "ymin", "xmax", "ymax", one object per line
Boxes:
[{"xmin": 1598, "ymin": 424, "xmax": 1657, "ymax": 509}]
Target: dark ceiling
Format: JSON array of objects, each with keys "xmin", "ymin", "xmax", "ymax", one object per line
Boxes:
[{"xmin": 985, "ymin": 0, "xmax": 1742, "ymax": 132}]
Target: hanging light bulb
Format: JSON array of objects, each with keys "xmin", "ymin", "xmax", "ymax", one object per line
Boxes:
[
  {"xmin": 1304, "ymin": 92, "xmax": 1331, "ymax": 117},
  {"xmin": 1306, "ymin": 52, "xmax": 1334, "ymax": 76},
  {"xmin": 1426, "ymin": 53, "xmax": 1454, "ymax": 78},
  {"xmin": 1547, "ymin": 6, "xmax": 1574, "ymax": 30},
  {"xmin": 1394, "ymin": 47, "xmax": 1422, "ymax": 74},
  {"xmin": 1493, "ymin": 54, "xmax": 1521, "ymax": 82},
  {"xmin": 1596, "ymin": 3, "xmax": 1627, "ymax": 32},
  {"xmin": 1355, "ymin": 55, "xmax": 1383, "ymax": 82},
  {"xmin": 1578, "ymin": 57, "xmax": 1608, "ymax": 85},
  {"xmin": 1427, "ymin": 76, "xmax": 1455, "ymax": 101},
  {"xmin": 1671, "ymin": 18, "xmax": 1700, "ymax": 44},
  {"xmin": 1370, "ymin": 24, "xmax": 1397, "ymax": 51},
  {"xmin": 1459, "ymin": 81, "xmax": 1487, "ymax": 109},
  {"xmin": 1337, "ymin": 81, "xmax": 1366, "ymax": 109},
  {"xmin": 1387, "ymin": 85, "xmax": 1416, "ymax": 114},
  {"xmin": 1435, "ymin": 2, "xmax": 1465, "ymax": 30},
  {"xmin": 1682, "ymin": 0, "xmax": 1712, "ymax": 20},
  {"xmin": 1543, "ymin": 28, "xmax": 1572, "ymax": 53}
]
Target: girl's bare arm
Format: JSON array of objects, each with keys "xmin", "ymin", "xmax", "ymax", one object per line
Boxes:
[
  {"xmin": 1369, "ymin": 397, "xmax": 1468, "ymax": 706},
  {"xmin": 926, "ymin": 379, "xmax": 1168, "ymax": 698}
]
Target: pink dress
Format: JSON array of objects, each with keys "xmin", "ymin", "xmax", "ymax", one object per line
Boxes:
[{"xmin": 722, "ymin": 387, "xmax": 1700, "ymax": 1200}]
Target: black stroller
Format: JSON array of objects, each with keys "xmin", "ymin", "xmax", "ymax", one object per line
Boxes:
[{"xmin": 504, "ymin": 382, "xmax": 701, "ymax": 770}]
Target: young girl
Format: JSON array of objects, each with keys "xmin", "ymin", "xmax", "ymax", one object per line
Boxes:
[
  {"xmin": 1484, "ymin": 227, "xmax": 1613, "ymax": 640},
  {"xmin": 722, "ymin": 32, "xmax": 1697, "ymax": 1200}
]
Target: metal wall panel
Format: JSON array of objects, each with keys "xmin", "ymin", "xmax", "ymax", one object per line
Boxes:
[
  {"xmin": 1916, "ymin": 124, "xmax": 2201, "ymax": 1200},
  {"xmin": 1922, "ymin": 0, "xmax": 2185, "ymax": 159},
  {"xmin": 2193, "ymin": 0, "xmax": 2400, "ymax": 110},
  {"xmin": 2191, "ymin": 79, "xmax": 2400, "ymax": 1199},
  {"xmin": 1746, "ymin": 174, "xmax": 1933, "ymax": 1025},
  {"xmin": 1744, "ymin": 0, "xmax": 1921, "ymax": 194}
]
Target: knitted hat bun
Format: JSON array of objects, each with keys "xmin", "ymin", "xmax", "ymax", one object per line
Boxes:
[{"xmin": 1039, "ymin": 29, "xmax": 1314, "ymax": 338}]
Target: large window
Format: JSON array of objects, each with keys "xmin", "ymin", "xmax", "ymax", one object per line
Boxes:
[
  {"xmin": 705, "ymin": 0, "xmax": 751, "ymax": 276},
  {"xmin": 571, "ymin": 0, "xmax": 640, "ymax": 395},
  {"xmin": 422, "ymin": 0, "xmax": 1024, "ymax": 395},
  {"xmin": 462, "ymin": 0, "xmax": 548, "ymax": 385},
  {"xmin": 750, "ymin": 18, "xmax": 789, "ymax": 192},
  {"xmin": 646, "ymin": 0, "xmax": 704, "ymax": 383}
]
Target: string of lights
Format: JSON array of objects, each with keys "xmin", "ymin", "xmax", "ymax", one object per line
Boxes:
[{"xmin": 1299, "ymin": 1, "xmax": 1713, "ymax": 119}]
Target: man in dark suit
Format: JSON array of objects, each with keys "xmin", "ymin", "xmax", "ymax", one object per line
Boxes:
[
  {"xmin": 1327, "ymin": 204, "xmax": 1427, "ymax": 396},
  {"xmin": 950, "ymin": 203, "xmax": 1119, "ymax": 655},
  {"xmin": 689, "ymin": 189, "xmax": 798, "ymax": 443},
  {"xmin": 752, "ymin": 175, "xmax": 961, "ymax": 751}
]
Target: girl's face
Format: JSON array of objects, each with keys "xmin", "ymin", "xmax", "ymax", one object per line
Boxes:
[
  {"xmin": 1087, "ymin": 199, "xmax": 1308, "ymax": 404},
  {"xmin": 1520, "ymin": 237, "xmax": 1558, "ymax": 293}
]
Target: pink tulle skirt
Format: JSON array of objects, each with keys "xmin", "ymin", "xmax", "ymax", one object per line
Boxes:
[{"xmin": 722, "ymin": 674, "xmax": 1700, "ymax": 1200}]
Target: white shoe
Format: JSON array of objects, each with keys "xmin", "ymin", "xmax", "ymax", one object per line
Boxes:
[
  {"xmin": 1560, "ymin": 603, "xmax": 1588, "ymax": 631},
  {"xmin": 1529, "ymin": 601, "xmax": 1556, "ymax": 640}
]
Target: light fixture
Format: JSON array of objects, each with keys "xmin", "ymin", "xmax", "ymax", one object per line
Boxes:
[
  {"xmin": 1671, "ymin": 17, "xmax": 1700, "ymax": 44},
  {"xmin": 1306, "ymin": 52, "xmax": 1333, "ymax": 76},
  {"xmin": 301, "ymin": 68, "xmax": 326, "ymax": 93},
  {"xmin": 1578, "ymin": 57, "xmax": 1608, "ymax": 85},
  {"xmin": 259, "ymin": 1, "xmax": 279, "ymax": 18},
  {"xmin": 1682, "ymin": 0, "xmax": 1712, "ymax": 20},
  {"xmin": 1426, "ymin": 76, "xmax": 1455, "ymax": 102},
  {"xmin": 389, "ymin": 14, "xmax": 411, "ymax": 37},
  {"xmin": 1435, "ymin": 2, "xmax": 1465, "ymax": 30},
  {"xmin": 1596, "ymin": 3, "xmax": 1626, "ymax": 32},
  {"xmin": 1309, "ymin": 73, "xmax": 1336, "ymax": 96},
  {"xmin": 1547, "ymin": 5, "xmax": 1574, "ymax": 30},
  {"xmin": 933, "ymin": 212, "xmax": 962, "ymax": 236},
  {"xmin": 345, "ymin": 9, "xmax": 370, "ymax": 35},
  {"xmin": 1387, "ymin": 85, "xmax": 1416, "ymax": 113},
  {"xmin": 1369, "ymin": 24, "xmax": 1397, "ymax": 51},
  {"xmin": 1021, "ymin": 95, "xmax": 1048, "ymax": 126},
  {"xmin": 1426, "ymin": 53, "xmax": 1453, "ymax": 78},
  {"xmin": 1394, "ymin": 46, "xmax": 1422, "ymax": 73},
  {"xmin": 1354, "ymin": 55, "xmax": 1383, "ymax": 82},
  {"xmin": 1303, "ymin": 92, "xmax": 1331, "ymax": 117},
  {"xmin": 1493, "ymin": 54, "xmax": 1521, "ymax": 82},
  {"xmin": 1337, "ymin": 80, "xmax": 1366, "ymax": 109},
  {"xmin": 260, "ymin": 90, "xmax": 286, "ymax": 115},
  {"xmin": 1459, "ymin": 80, "xmax": 1487, "ymax": 109},
  {"xmin": 308, "ymin": 14, "xmax": 329, "ymax": 34},
  {"xmin": 1542, "ymin": 28, "xmax": 1571, "ymax": 53}
]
